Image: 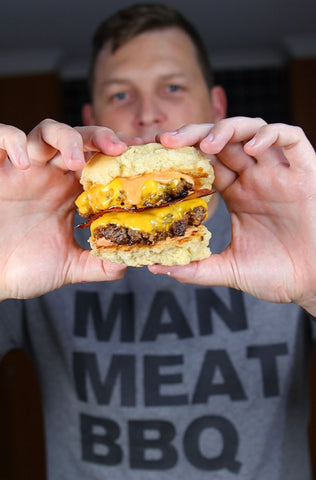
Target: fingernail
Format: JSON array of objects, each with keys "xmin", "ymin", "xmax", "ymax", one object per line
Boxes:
[
  {"xmin": 246, "ymin": 137, "xmax": 256, "ymax": 147},
  {"xmin": 71, "ymin": 147, "xmax": 84, "ymax": 161},
  {"xmin": 18, "ymin": 151, "xmax": 30, "ymax": 168},
  {"xmin": 168, "ymin": 130, "xmax": 183, "ymax": 136},
  {"xmin": 69, "ymin": 148, "xmax": 85, "ymax": 168},
  {"xmin": 111, "ymin": 137, "xmax": 125, "ymax": 144}
]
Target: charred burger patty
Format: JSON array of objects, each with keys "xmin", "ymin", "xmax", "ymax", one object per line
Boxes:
[{"xmin": 94, "ymin": 204, "xmax": 207, "ymax": 246}]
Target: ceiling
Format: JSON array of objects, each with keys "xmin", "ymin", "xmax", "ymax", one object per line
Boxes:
[{"xmin": 0, "ymin": 0, "xmax": 315, "ymax": 77}]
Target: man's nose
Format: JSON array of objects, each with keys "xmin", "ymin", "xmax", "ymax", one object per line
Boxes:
[{"xmin": 135, "ymin": 97, "xmax": 165, "ymax": 127}]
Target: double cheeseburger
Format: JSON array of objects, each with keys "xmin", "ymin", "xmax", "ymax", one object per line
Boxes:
[{"xmin": 75, "ymin": 143, "xmax": 214, "ymax": 267}]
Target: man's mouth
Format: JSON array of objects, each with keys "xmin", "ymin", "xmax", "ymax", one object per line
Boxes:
[{"xmin": 138, "ymin": 129, "xmax": 165, "ymax": 143}]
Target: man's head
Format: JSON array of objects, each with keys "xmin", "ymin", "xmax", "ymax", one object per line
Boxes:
[{"xmin": 82, "ymin": 3, "xmax": 226, "ymax": 141}]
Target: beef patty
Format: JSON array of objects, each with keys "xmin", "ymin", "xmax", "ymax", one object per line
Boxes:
[{"xmin": 93, "ymin": 206, "xmax": 207, "ymax": 246}]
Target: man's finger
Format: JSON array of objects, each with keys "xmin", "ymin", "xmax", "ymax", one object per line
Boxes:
[
  {"xmin": 27, "ymin": 119, "xmax": 85, "ymax": 171},
  {"xmin": 244, "ymin": 123, "xmax": 316, "ymax": 170},
  {"xmin": 0, "ymin": 124, "xmax": 30, "ymax": 169}
]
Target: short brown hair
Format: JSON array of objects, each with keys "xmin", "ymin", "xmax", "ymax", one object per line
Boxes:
[{"xmin": 88, "ymin": 3, "xmax": 214, "ymax": 95}]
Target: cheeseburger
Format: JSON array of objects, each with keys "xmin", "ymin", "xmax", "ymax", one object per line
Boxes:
[{"xmin": 75, "ymin": 143, "xmax": 214, "ymax": 266}]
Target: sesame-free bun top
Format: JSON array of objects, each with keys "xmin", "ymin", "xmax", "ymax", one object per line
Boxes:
[{"xmin": 80, "ymin": 143, "xmax": 214, "ymax": 190}]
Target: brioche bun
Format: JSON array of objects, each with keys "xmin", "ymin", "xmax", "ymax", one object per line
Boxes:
[{"xmin": 81, "ymin": 143, "xmax": 214, "ymax": 189}]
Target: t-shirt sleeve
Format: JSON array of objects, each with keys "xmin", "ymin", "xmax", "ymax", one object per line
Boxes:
[{"xmin": 0, "ymin": 299, "xmax": 26, "ymax": 360}]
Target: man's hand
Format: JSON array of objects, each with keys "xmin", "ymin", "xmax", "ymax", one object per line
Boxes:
[
  {"xmin": 151, "ymin": 117, "xmax": 316, "ymax": 316},
  {"xmin": 0, "ymin": 120, "xmax": 138, "ymax": 300}
]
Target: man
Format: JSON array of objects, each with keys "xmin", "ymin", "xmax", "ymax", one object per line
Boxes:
[{"xmin": 0, "ymin": 4, "xmax": 316, "ymax": 480}]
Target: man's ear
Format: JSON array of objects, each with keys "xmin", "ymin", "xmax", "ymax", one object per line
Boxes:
[
  {"xmin": 210, "ymin": 86, "xmax": 227, "ymax": 121},
  {"xmin": 82, "ymin": 103, "xmax": 95, "ymax": 126}
]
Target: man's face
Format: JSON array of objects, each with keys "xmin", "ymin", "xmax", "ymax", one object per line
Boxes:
[{"xmin": 84, "ymin": 28, "xmax": 226, "ymax": 141}]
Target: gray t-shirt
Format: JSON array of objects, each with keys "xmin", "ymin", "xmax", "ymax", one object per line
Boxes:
[{"xmin": 0, "ymin": 197, "xmax": 314, "ymax": 479}]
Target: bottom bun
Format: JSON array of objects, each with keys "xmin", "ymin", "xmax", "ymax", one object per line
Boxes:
[{"xmin": 89, "ymin": 225, "xmax": 212, "ymax": 267}]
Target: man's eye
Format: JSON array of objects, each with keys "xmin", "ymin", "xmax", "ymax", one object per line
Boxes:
[
  {"xmin": 112, "ymin": 91, "xmax": 128, "ymax": 101},
  {"xmin": 166, "ymin": 84, "xmax": 182, "ymax": 93}
]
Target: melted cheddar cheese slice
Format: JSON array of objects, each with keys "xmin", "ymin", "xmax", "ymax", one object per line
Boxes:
[
  {"xmin": 75, "ymin": 171, "xmax": 194, "ymax": 215},
  {"xmin": 90, "ymin": 198, "xmax": 208, "ymax": 238}
]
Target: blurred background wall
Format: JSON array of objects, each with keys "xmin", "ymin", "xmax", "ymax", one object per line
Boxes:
[{"xmin": 0, "ymin": 1, "xmax": 315, "ymax": 144}]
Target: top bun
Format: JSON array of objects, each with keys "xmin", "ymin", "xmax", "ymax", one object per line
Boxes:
[{"xmin": 80, "ymin": 143, "xmax": 214, "ymax": 189}]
